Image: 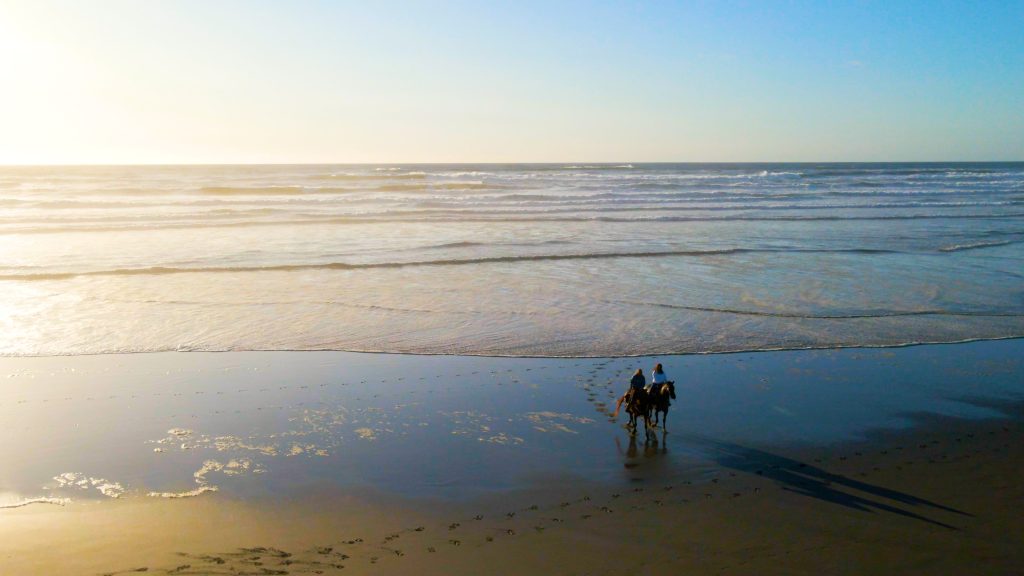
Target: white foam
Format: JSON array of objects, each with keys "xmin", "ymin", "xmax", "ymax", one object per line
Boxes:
[
  {"xmin": 211, "ymin": 435, "xmax": 278, "ymax": 456},
  {"xmin": 52, "ymin": 473, "xmax": 126, "ymax": 498},
  {"xmin": 94, "ymin": 482, "xmax": 125, "ymax": 498},
  {"xmin": 222, "ymin": 459, "xmax": 252, "ymax": 476},
  {"xmin": 525, "ymin": 411, "xmax": 594, "ymax": 425},
  {"xmin": 354, "ymin": 427, "xmax": 377, "ymax": 441},
  {"xmin": 0, "ymin": 496, "xmax": 71, "ymax": 509},
  {"xmin": 193, "ymin": 457, "xmax": 264, "ymax": 485},
  {"xmin": 147, "ymin": 486, "xmax": 218, "ymax": 499},
  {"xmin": 480, "ymin": 432, "xmax": 524, "ymax": 445}
]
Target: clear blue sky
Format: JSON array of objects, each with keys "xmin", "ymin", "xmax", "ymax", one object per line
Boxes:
[{"xmin": 1, "ymin": 0, "xmax": 1021, "ymax": 163}]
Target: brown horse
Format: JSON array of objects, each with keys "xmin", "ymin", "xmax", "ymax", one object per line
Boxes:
[
  {"xmin": 649, "ymin": 381, "xmax": 676, "ymax": 431},
  {"xmin": 624, "ymin": 388, "xmax": 654, "ymax": 438}
]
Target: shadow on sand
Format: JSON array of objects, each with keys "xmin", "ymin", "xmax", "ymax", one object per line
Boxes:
[{"xmin": 679, "ymin": 434, "xmax": 971, "ymax": 530}]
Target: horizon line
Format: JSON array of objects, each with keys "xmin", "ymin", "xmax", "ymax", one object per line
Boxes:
[{"xmin": 2, "ymin": 160, "xmax": 1023, "ymax": 168}]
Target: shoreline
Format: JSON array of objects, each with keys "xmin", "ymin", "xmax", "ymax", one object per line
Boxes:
[{"xmin": 4, "ymin": 332, "xmax": 1023, "ymax": 360}]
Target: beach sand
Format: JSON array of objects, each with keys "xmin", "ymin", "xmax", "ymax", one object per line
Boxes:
[{"xmin": 2, "ymin": 341, "xmax": 1023, "ymax": 575}]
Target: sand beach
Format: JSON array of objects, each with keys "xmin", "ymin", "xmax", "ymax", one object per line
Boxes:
[{"xmin": 2, "ymin": 340, "xmax": 1022, "ymax": 574}]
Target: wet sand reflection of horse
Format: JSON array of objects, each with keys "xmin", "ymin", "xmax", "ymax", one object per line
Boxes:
[{"xmin": 617, "ymin": 429, "xmax": 669, "ymax": 470}]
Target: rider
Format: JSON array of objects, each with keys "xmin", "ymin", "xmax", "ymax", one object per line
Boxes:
[
  {"xmin": 612, "ymin": 369, "xmax": 646, "ymax": 418},
  {"xmin": 648, "ymin": 363, "xmax": 668, "ymax": 393}
]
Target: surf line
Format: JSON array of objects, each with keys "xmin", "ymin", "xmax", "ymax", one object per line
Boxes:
[
  {"xmin": 609, "ymin": 299, "xmax": 1024, "ymax": 319},
  {"xmin": 0, "ymin": 247, "xmax": 904, "ymax": 281}
]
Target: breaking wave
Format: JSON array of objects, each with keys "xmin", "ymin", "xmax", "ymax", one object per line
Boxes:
[
  {"xmin": 0, "ymin": 247, "xmax": 907, "ymax": 281},
  {"xmin": 2, "ymin": 162, "xmax": 1022, "ymax": 357}
]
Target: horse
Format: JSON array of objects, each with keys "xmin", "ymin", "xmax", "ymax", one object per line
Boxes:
[
  {"xmin": 649, "ymin": 381, "xmax": 676, "ymax": 431},
  {"xmin": 624, "ymin": 388, "xmax": 654, "ymax": 438}
]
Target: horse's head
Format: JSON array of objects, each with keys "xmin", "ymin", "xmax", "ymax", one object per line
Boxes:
[{"xmin": 667, "ymin": 381, "xmax": 676, "ymax": 399}]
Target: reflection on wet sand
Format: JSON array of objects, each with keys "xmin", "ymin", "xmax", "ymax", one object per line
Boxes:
[
  {"xmin": 1, "ymin": 340, "xmax": 1022, "ymax": 508},
  {"xmin": 1, "ymin": 343, "xmax": 1023, "ymax": 574}
]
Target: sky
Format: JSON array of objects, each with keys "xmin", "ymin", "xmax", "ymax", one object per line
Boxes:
[{"xmin": 0, "ymin": 0, "xmax": 1022, "ymax": 164}]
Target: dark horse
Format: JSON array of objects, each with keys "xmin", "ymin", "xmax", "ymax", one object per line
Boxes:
[
  {"xmin": 624, "ymin": 388, "xmax": 654, "ymax": 438},
  {"xmin": 648, "ymin": 381, "xmax": 676, "ymax": 431}
]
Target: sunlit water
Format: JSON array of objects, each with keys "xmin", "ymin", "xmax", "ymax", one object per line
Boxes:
[{"xmin": 1, "ymin": 163, "xmax": 1022, "ymax": 356}]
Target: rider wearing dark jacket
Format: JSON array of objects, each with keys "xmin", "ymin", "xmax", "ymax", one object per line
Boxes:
[
  {"xmin": 630, "ymin": 369, "xmax": 646, "ymax": 391},
  {"xmin": 613, "ymin": 369, "xmax": 646, "ymax": 418}
]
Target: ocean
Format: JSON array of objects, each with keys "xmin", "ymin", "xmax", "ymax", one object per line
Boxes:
[{"xmin": 1, "ymin": 162, "xmax": 1022, "ymax": 357}]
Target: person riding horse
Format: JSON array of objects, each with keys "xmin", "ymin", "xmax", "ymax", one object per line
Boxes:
[
  {"xmin": 648, "ymin": 363, "xmax": 668, "ymax": 393},
  {"xmin": 612, "ymin": 369, "xmax": 647, "ymax": 419},
  {"xmin": 647, "ymin": 363, "xmax": 676, "ymax": 429}
]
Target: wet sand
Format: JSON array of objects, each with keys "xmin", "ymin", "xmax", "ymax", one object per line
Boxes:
[
  {"xmin": 2, "ymin": 341, "xmax": 1023, "ymax": 574},
  {"xmin": 3, "ymin": 408, "xmax": 1022, "ymax": 575}
]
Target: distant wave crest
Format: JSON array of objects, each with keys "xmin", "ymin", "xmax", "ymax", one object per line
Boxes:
[
  {"xmin": 320, "ymin": 172, "xmax": 427, "ymax": 181},
  {"xmin": 612, "ymin": 299, "xmax": 1024, "ymax": 320},
  {"xmin": 939, "ymin": 240, "xmax": 1014, "ymax": 252},
  {"xmin": 0, "ymin": 247, "xmax": 909, "ymax": 281},
  {"xmin": 200, "ymin": 186, "xmax": 309, "ymax": 195}
]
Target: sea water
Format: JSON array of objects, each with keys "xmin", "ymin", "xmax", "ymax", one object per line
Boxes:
[{"xmin": 1, "ymin": 163, "xmax": 1022, "ymax": 357}]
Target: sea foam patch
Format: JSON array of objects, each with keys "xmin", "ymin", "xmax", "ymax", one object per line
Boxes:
[
  {"xmin": 146, "ymin": 458, "xmax": 261, "ymax": 499},
  {"xmin": 147, "ymin": 486, "xmax": 219, "ymax": 499},
  {"xmin": 194, "ymin": 458, "xmax": 265, "ymax": 484},
  {"xmin": 0, "ymin": 494, "xmax": 71, "ymax": 509},
  {"xmin": 444, "ymin": 411, "xmax": 525, "ymax": 445},
  {"xmin": 525, "ymin": 411, "xmax": 595, "ymax": 434},
  {"xmin": 52, "ymin": 472, "xmax": 126, "ymax": 498}
]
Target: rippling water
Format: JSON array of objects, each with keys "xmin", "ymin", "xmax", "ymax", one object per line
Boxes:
[{"xmin": 1, "ymin": 163, "xmax": 1022, "ymax": 356}]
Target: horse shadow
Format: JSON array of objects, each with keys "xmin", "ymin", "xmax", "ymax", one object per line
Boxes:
[{"xmin": 677, "ymin": 434, "xmax": 971, "ymax": 530}]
